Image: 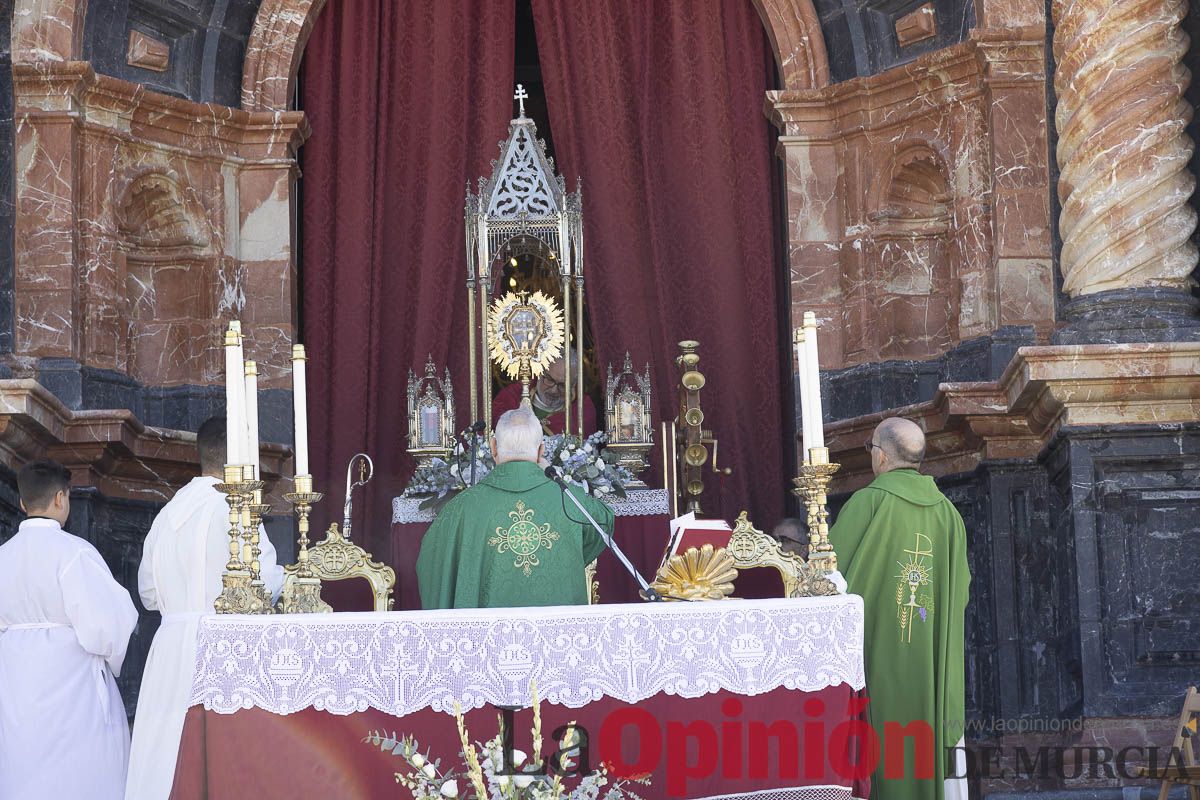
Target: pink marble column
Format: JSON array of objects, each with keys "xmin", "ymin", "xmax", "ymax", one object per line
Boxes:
[{"xmin": 1053, "ymin": 0, "xmax": 1197, "ymax": 297}]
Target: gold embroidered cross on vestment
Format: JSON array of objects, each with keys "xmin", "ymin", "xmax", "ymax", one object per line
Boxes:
[{"xmin": 490, "ymin": 500, "xmax": 560, "ymax": 577}]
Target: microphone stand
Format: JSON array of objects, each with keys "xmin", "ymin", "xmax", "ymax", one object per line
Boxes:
[{"xmin": 544, "ymin": 466, "xmax": 664, "ymax": 602}]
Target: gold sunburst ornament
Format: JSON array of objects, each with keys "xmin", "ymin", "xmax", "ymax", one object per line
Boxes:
[
  {"xmin": 649, "ymin": 544, "xmax": 739, "ymax": 601},
  {"xmin": 488, "ymin": 291, "xmax": 565, "ymax": 402}
]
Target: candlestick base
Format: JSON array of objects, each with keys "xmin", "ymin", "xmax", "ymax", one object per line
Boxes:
[{"xmin": 279, "ymin": 576, "xmax": 330, "ymax": 614}]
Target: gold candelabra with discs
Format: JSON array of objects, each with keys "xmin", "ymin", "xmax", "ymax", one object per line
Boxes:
[{"xmin": 794, "ymin": 447, "xmax": 839, "ymax": 576}]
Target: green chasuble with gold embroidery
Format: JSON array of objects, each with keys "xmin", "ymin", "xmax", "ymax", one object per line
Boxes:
[
  {"xmin": 416, "ymin": 460, "xmax": 611, "ymax": 609},
  {"xmin": 829, "ymin": 468, "xmax": 970, "ymax": 800}
]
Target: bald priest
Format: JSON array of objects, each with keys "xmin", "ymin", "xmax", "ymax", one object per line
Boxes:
[
  {"xmin": 491, "ymin": 350, "xmax": 597, "ymax": 436},
  {"xmin": 417, "ymin": 407, "xmax": 611, "ymax": 608}
]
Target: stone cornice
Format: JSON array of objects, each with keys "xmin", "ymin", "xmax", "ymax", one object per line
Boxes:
[
  {"xmin": 0, "ymin": 379, "xmax": 291, "ymax": 503},
  {"xmin": 13, "ymin": 62, "xmax": 310, "ymax": 160},
  {"xmin": 767, "ymin": 31, "xmax": 1045, "ymax": 137},
  {"xmin": 821, "ymin": 343, "xmax": 1200, "ymax": 492}
]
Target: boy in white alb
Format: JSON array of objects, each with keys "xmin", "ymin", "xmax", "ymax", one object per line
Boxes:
[
  {"xmin": 126, "ymin": 416, "xmax": 284, "ymax": 800},
  {"xmin": 0, "ymin": 459, "xmax": 139, "ymax": 800}
]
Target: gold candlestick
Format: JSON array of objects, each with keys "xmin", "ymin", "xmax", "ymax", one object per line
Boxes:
[
  {"xmin": 280, "ymin": 474, "xmax": 331, "ymax": 614},
  {"xmin": 794, "ymin": 446, "xmax": 840, "ymax": 575},
  {"xmin": 214, "ymin": 464, "xmax": 271, "ymax": 614},
  {"xmin": 244, "ymin": 479, "xmax": 274, "ymax": 614}
]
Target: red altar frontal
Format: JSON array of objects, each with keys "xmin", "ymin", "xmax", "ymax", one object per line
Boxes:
[
  {"xmin": 171, "ymin": 597, "xmax": 870, "ymax": 800},
  {"xmin": 390, "ymin": 488, "xmax": 674, "ymax": 608}
]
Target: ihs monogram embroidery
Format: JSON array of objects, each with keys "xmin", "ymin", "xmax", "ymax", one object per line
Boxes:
[
  {"xmin": 895, "ymin": 531, "xmax": 934, "ymax": 643},
  {"xmin": 490, "ymin": 501, "xmax": 560, "ymax": 577}
]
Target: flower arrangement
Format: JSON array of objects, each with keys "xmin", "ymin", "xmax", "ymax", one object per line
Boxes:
[
  {"xmin": 405, "ymin": 431, "xmax": 496, "ymax": 512},
  {"xmin": 542, "ymin": 432, "xmax": 631, "ymax": 500},
  {"xmin": 364, "ymin": 686, "xmax": 648, "ymax": 799},
  {"xmin": 404, "ymin": 429, "xmax": 630, "ymax": 513}
]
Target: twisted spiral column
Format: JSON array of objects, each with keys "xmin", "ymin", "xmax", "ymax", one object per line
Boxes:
[{"xmin": 1053, "ymin": 0, "xmax": 1197, "ymax": 297}]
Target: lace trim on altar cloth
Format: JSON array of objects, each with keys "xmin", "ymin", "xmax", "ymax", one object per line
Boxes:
[
  {"xmin": 392, "ymin": 488, "xmax": 670, "ymax": 524},
  {"xmin": 189, "ymin": 596, "xmax": 864, "ymax": 717},
  {"xmin": 694, "ymin": 786, "xmax": 857, "ymax": 800}
]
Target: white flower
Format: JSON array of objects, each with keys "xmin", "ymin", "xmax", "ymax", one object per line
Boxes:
[
  {"xmin": 497, "ymin": 775, "xmax": 510, "ymax": 788},
  {"xmin": 411, "ymin": 753, "xmax": 425, "ymax": 768},
  {"xmin": 440, "ymin": 779, "xmax": 459, "ymax": 797},
  {"xmin": 510, "ymin": 749, "xmax": 527, "ymax": 766},
  {"xmin": 596, "ymin": 458, "xmax": 605, "ymax": 469},
  {"xmin": 422, "ymin": 763, "xmax": 436, "ymax": 779},
  {"xmin": 514, "ymin": 774, "xmax": 535, "ymax": 789}
]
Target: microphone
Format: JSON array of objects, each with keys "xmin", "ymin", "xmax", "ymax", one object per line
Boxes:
[{"xmin": 543, "ymin": 465, "xmax": 664, "ymax": 602}]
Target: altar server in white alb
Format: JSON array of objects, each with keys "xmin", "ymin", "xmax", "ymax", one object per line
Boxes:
[
  {"xmin": 0, "ymin": 459, "xmax": 139, "ymax": 800},
  {"xmin": 126, "ymin": 416, "xmax": 284, "ymax": 800}
]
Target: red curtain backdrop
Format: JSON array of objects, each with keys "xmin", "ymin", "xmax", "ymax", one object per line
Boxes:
[
  {"xmin": 300, "ymin": 0, "xmax": 516, "ymax": 550},
  {"xmin": 531, "ymin": 0, "xmax": 786, "ymax": 526}
]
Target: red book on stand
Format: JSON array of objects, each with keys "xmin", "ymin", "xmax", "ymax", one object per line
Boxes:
[{"xmin": 660, "ymin": 512, "xmax": 734, "ymax": 571}]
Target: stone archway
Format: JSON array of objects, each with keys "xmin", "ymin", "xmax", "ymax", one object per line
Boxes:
[
  {"xmin": 242, "ymin": 0, "xmax": 329, "ymax": 112},
  {"xmin": 749, "ymin": 0, "xmax": 830, "ymax": 89},
  {"xmin": 240, "ymin": 0, "xmax": 830, "ymax": 110}
]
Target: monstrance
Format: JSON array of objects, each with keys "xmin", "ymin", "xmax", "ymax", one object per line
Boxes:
[
  {"xmin": 465, "ymin": 85, "xmax": 585, "ymax": 435},
  {"xmin": 487, "ymin": 290, "xmax": 564, "ymax": 402}
]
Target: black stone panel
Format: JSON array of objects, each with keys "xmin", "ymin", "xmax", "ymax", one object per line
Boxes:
[
  {"xmin": 818, "ymin": 326, "xmax": 1037, "ymax": 424},
  {"xmin": 83, "ymin": 0, "xmax": 264, "ymax": 107},
  {"xmin": 1045, "ymin": 424, "xmax": 1200, "ymax": 717},
  {"xmin": 36, "ymin": 357, "xmax": 293, "ymax": 443},
  {"xmin": 0, "ymin": 0, "xmax": 14, "ymax": 353},
  {"xmin": 812, "ymin": 0, "xmax": 976, "ymax": 83}
]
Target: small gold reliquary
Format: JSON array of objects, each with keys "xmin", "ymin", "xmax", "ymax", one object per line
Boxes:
[
  {"xmin": 605, "ymin": 352, "xmax": 653, "ymax": 486},
  {"xmin": 407, "ymin": 355, "xmax": 455, "ymax": 468}
]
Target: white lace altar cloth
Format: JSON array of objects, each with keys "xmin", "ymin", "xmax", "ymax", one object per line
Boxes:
[
  {"xmin": 392, "ymin": 487, "xmax": 670, "ymax": 524},
  {"xmin": 190, "ymin": 596, "xmax": 863, "ymax": 717}
]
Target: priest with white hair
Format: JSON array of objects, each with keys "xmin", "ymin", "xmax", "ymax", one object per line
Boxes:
[
  {"xmin": 417, "ymin": 407, "xmax": 611, "ymax": 608},
  {"xmin": 125, "ymin": 416, "xmax": 284, "ymax": 800}
]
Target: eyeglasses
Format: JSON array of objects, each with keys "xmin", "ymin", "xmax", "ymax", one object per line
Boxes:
[
  {"xmin": 864, "ymin": 441, "xmax": 880, "ymax": 454},
  {"xmin": 540, "ymin": 375, "xmax": 565, "ymax": 391}
]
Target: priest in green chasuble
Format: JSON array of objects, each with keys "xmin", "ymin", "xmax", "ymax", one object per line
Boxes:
[
  {"xmin": 417, "ymin": 407, "xmax": 611, "ymax": 609},
  {"xmin": 829, "ymin": 417, "xmax": 970, "ymax": 800}
]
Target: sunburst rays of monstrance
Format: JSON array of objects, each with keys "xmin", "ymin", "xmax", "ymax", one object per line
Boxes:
[{"xmin": 487, "ymin": 290, "xmax": 565, "ymax": 404}]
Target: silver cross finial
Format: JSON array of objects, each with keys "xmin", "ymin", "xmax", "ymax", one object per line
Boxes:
[{"xmin": 514, "ymin": 84, "xmax": 528, "ymax": 117}]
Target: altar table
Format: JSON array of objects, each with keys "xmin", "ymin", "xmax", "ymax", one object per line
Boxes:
[
  {"xmin": 171, "ymin": 597, "xmax": 870, "ymax": 800},
  {"xmin": 391, "ymin": 488, "xmax": 673, "ymax": 609}
]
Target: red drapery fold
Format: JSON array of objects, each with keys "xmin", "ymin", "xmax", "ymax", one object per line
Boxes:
[
  {"xmin": 300, "ymin": 0, "xmax": 516, "ymax": 550},
  {"xmin": 531, "ymin": 0, "xmax": 787, "ymax": 526}
]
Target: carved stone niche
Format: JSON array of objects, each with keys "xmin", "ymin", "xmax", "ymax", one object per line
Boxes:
[
  {"xmin": 867, "ymin": 146, "xmax": 957, "ymax": 360},
  {"xmin": 116, "ymin": 170, "xmax": 218, "ymax": 385}
]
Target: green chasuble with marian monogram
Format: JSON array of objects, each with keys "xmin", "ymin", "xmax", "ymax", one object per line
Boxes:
[
  {"xmin": 416, "ymin": 461, "xmax": 611, "ymax": 609},
  {"xmin": 829, "ymin": 469, "xmax": 970, "ymax": 800}
]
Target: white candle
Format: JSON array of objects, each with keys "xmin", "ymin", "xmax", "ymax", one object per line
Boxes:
[
  {"xmin": 244, "ymin": 360, "xmax": 260, "ymax": 479},
  {"xmin": 292, "ymin": 344, "xmax": 309, "ymax": 476},
  {"xmin": 802, "ymin": 311, "xmax": 824, "ymax": 451},
  {"xmin": 794, "ymin": 328, "xmax": 814, "ymax": 459},
  {"xmin": 224, "ymin": 322, "xmax": 244, "ymax": 466}
]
